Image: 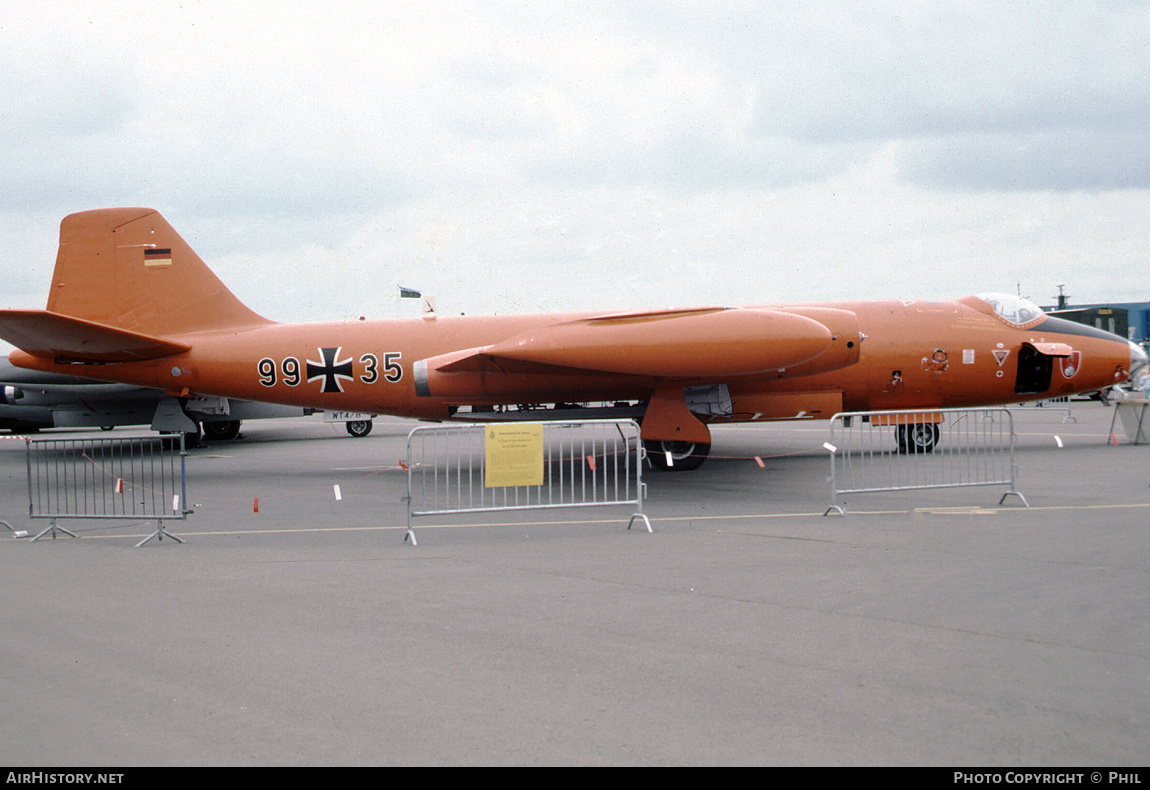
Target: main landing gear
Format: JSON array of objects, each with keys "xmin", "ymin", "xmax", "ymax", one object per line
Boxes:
[{"xmin": 643, "ymin": 439, "xmax": 711, "ymax": 471}]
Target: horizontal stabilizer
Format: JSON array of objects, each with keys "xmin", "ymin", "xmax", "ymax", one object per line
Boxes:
[{"xmin": 0, "ymin": 309, "xmax": 190, "ymax": 363}]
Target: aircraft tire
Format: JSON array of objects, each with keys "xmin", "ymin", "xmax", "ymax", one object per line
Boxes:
[
  {"xmin": 897, "ymin": 423, "xmax": 940, "ymax": 454},
  {"xmin": 203, "ymin": 420, "xmax": 242, "ymax": 441},
  {"xmin": 346, "ymin": 419, "xmax": 373, "ymax": 438},
  {"xmin": 644, "ymin": 440, "xmax": 710, "ymax": 471}
]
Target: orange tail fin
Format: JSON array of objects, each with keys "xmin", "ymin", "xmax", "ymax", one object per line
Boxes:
[{"xmin": 46, "ymin": 208, "xmax": 271, "ymax": 336}]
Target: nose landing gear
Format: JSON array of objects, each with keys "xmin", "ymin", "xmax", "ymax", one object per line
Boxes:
[{"xmin": 897, "ymin": 423, "xmax": 940, "ymax": 454}]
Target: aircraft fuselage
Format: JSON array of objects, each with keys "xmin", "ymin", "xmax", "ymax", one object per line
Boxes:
[{"xmin": 9, "ymin": 296, "xmax": 1136, "ymax": 425}]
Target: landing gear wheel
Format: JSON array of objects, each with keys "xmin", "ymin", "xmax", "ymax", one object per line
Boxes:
[
  {"xmin": 202, "ymin": 420, "xmax": 242, "ymax": 441},
  {"xmin": 897, "ymin": 423, "xmax": 940, "ymax": 454},
  {"xmin": 643, "ymin": 440, "xmax": 711, "ymax": 471},
  {"xmin": 346, "ymin": 419, "xmax": 373, "ymax": 438}
]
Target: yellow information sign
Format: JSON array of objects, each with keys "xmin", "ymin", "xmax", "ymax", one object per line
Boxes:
[{"xmin": 485, "ymin": 424, "xmax": 544, "ymax": 488}]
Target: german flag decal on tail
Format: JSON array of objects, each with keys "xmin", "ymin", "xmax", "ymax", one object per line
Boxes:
[{"xmin": 144, "ymin": 248, "xmax": 173, "ymax": 267}]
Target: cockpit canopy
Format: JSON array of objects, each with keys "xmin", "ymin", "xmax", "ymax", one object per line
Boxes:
[{"xmin": 974, "ymin": 293, "xmax": 1046, "ymax": 327}]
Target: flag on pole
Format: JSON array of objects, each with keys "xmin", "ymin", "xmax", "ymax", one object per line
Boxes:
[{"xmin": 399, "ymin": 286, "xmax": 421, "ymax": 298}]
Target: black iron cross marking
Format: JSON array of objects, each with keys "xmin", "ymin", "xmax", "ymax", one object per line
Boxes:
[{"xmin": 306, "ymin": 347, "xmax": 354, "ymax": 393}]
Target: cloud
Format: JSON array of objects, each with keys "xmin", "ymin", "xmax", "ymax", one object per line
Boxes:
[
  {"xmin": 897, "ymin": 130, "xmax": 1150, "ymax": 191},
  {"xmin": 632, "ymin": 1, "xmax": 1150, "ymax": 192},
  {"xmin": 1, "ymin": 0, "xmax": 1148, "ymax": 335}
]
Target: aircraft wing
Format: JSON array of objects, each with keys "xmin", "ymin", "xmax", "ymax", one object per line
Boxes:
[
  {"xmin": 0, "ymin": 310, "xmax": 190, "ymax": 363},
  {"xmin": 425, "ymin": 306, "xmax": 836, "ymax": 380}
]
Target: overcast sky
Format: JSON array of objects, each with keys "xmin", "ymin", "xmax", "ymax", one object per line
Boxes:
[{"xmin": 3, "ymin": 0, "xmax": 1148, "ymax": 344}]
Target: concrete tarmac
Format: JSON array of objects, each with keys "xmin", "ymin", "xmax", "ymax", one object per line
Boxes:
[{"xmin": 0, "ymin": 403, "xmax": 1146, "ymax": 766}]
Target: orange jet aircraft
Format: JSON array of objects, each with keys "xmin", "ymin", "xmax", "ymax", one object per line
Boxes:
[{"xmin": 1, "ymin": 208, "xmax": 1145, "ymax": 469}]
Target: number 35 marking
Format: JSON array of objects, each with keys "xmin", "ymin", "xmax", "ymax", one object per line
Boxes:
[{"xmin": 359, "ymin": 353, "xmax": 403, "ymax": 383}]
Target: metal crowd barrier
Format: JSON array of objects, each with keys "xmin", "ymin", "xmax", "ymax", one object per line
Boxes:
[
  {"xmin": 1108, "ymin": 398, "xmax": 1149, "ymax": 445},
  {"xmin": 404, "ymin": 419, "xmax": 650, "ymax": 545},
  {"xmin": 824, "ymin": 408, "xmax": 1027, "ymax": 515},
  {"xmin": 26, "ymin": 435, "xmax": 190, "ymax": 546}
]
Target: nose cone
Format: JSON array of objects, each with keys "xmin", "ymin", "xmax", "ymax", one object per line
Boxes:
[{"xmin": 1128, "ymin": 340, "xmax": 1149, "ymax": 386}]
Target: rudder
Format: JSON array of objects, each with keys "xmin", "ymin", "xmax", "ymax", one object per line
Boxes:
[{"xmin": 46, "ymin": 208, "xmax": 271, "ymax": 336}]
